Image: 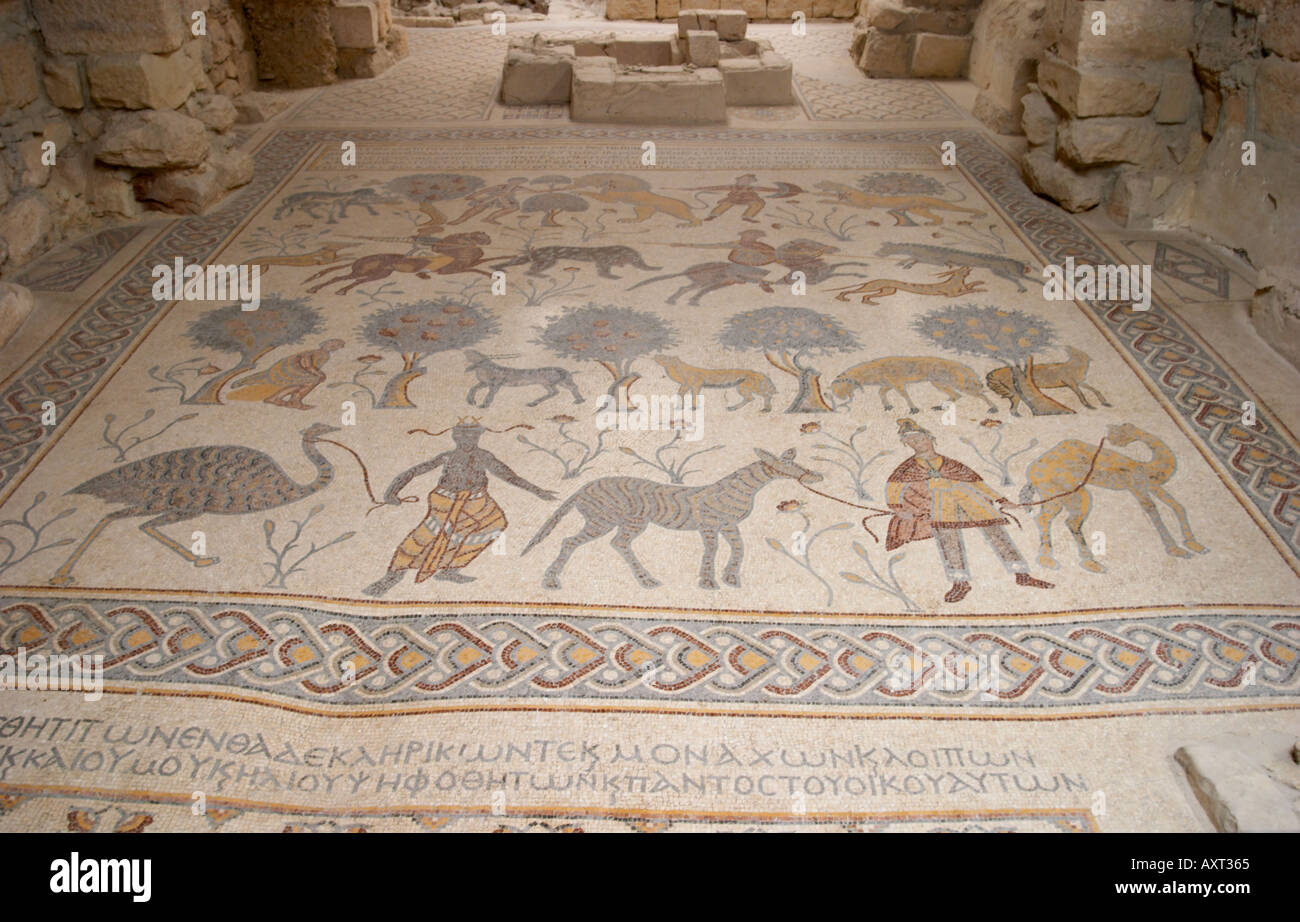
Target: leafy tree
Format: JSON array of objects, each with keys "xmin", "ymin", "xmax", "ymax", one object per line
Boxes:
[
  {"xmin": 184, "ymin": 297, "xmax": 324, "ymax": 405},
  {"xmin": 913, "ymin": 304, "xmax": 1072, "ymax": 415},
  {"xmin": 717, "ymin": 306, "xmax": 860, "ymax": 413},
  {"xmin": 359, "ymin": 298, "xmax": 499, "ymax": 408},
  {"xmin": 521, "ymin": 192, "xmax": 588, "ymax": 227},
  {"xmin": 533, "ymin": 303, "xmax": 678, "ymax": 402},
  {"xmin": 385, "ymin": 173, "xmax": 485, "ymax": 232}
]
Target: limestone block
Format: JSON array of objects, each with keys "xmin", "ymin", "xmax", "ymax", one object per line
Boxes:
[
  {"xmin": 88, "ymin": 166, "xmax": 140, "ymax": 217},
  {"xmin": 571, "ymin": 57, "xmax": 726, "ymax": 123},
  {"xmin": 968, "ymin": 0, "xmax": 1046, "ymax": 132},
  {"xmin": 1050, "ymin": 0, "xmax": 1195, "ymax": 66},
  {"xmin": 0, "ymin": 40, "xmax": 41, "ymax": 109},
  {"xmin": 678, "ymin": 10, "xmax": 700, "ymax": 34},
  {"xmin": 32, "ymin": 0, "xmax": 188, "ymax": 55},
  {"xmin": 0, "ymin": 194, "xmax": 54, "ymax": 265},
  {"xmin": 1264, "ymin": 0, "xmax": 1300, "ymax": 61},
  {"xmin": 1106, "ymin": 168, "xmax": 1151, "ymax": 228},
  {"xmin": 43, "ymin": 57, "xmax": 84, "ymax": 110},
  {"xmin": 719, "ymin": 54, "xmax": 794, "ymax": 105},
  {"xmin": 734, "ymin": 0, "xmax": 766, "ymax": 19},
  {"xmin": 193, "ymin": 93, "xmax": 238, "ymax": 131},
  {"xmin": 1176, "ymin": 736, "xmax": 1300, "ymax": 833},
  {"xmin": 866, "ymin": 0, "xmax": 973, "ymax": 34},
  {"xmin": 87, "ymin": 52, "xmax": 196, "ymax": 110},
  {"xmin": 1022, "ymin": 146, "xmax": 1102, "ymax": 212},
  {"xmin": 973, "ymin": 92, "xmax": 1021, "ymax": 134},
  {"xmin": 1020, "ymin": 84, "xmax": 1058, "ymax": 147},
  {"xmin": 1037, "ymin": 55, "xmax": 1159, "ymax": 118},
  {"xmin": 0, "ymin": 282, "xmax": 34, "ymax": 348},
  {"xmin": 811, "ymin": 0, "xmax": 835, "ymax": 17},
  {"xmin": 716, "ymin": 10, "xmax": 747, "ymax": 38},
  {"xmin": 857, "ymin": 27, "xmax": 910, "ymax": 77},
  {"xmin": 831, "ymin": 0, "xmax": 856, "ymax": 15},
  {"xmin": 501, "ymin": 47, "xmax": 573, "ymax": 103},
  {"xmin": 766, "ymin": 0, "xmax": 814, "ymax": 21},
  {"xmin": 909, "ymin": 32, "xmax": 970, "ymax": 78},
  {"xmin": 1057, "ymin": 116, "xmax": 1163, "ymax": 167},
  {"xmin": 1258, "ymin": 57, "xmax": 1300, "ymax": 146},
  {"xmin": 18, "ymin": 137, "xmax": 51, "ymax": 189},
  {"xmin": 135, "ymin": 162, "xmax": 224, "ymax": 214},
  {"xmin": 213, "ymin": 149, "xmax": 254, "ymax": 190},
  {"xmin": 1153, "ymin": 70, "xmax": 1197, "ymax": 124},
  {"xmin": 614, "ymin": 38, "xmax": 675, "ymax": 65},
  {"xmin": 658, "ymin": 0, "xmax": 681, "ymax": 17},
  {"xmin": 96, "ymin": 110, "xmax": 210, "ymax": 169},
  {"xmin": 332, "ymin": 2, "xmax": 382, "ymax": 49},
  {"xmin": 1251, "ymin": 272, "xmax": 1300, "ymax": 371},
  {"xmin": 686, "ymin": 30, "xmax": 721, "ymax": 66},
  {"xmin": 607, "ymin": 0, "xmax": 658, "ymax": 19}
]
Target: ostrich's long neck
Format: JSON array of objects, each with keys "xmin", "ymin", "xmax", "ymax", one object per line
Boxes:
[{"xmin": 296, "ymin": 438, "xmax": 336, "ymax": 498}]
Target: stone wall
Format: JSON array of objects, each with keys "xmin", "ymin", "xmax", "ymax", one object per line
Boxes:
[
  {"xmin": 0, "ymin": 0, "xmax": 255, "ymax": 273},
  {"xmin": 243, "ymin": 0, "xmax": 405, "ymax": 86},
  {"xmin": 1011, "ymin": 0, "xmax": 1300, "ymax": 363},
  {"xmin": 968, "ymin": 0, "xmax": 1045, "ymax": 131},
  {"xmin": 0, "ymin": 0, "xmax": 405, "ymax": 281},
  {"xmin": 849, "ymin": 0, "xmax": 980, "ymax": 78},
  {"xmin": 607, "ymin": 0, "xmax": 857, "ymax": 23}
]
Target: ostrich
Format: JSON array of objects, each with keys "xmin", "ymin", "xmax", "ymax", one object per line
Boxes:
[{"xmin": 49, "ymin": 423, "xmax": 341, "ymax": 586}]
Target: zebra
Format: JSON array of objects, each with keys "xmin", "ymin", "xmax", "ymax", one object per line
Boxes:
[
  {"xmin": 463, "ymin": 349, "xmax": 585, "ymax": 408},
  {"xmin": 522, "ymin": 448, "xmax": 821, "ymax": 590}
]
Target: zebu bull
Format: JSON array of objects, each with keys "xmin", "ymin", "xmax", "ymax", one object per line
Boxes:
[{"xmin": 522, "ymin": 448, "xmax": 820, "ymax": 590}]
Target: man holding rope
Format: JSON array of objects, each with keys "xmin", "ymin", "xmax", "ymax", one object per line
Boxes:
[{"xmin": 885, "ymin": 419, "xmax": 1053, "ymax": 604}]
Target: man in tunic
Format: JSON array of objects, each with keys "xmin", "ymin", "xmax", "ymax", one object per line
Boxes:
[
  {"xmin": 885, "ymin": 418, "xmax": 1052, "ymax": 603},
  {"xmin": 228, "ymin": 339, "xmax": 345, "ymax": 410},
  {"xmin": 363, "ymin": 419, "xmax": 556, "ymax": 596}
]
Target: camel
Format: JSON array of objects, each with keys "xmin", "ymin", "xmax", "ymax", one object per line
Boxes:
[{"xmin": 1020, "ymin": 422, "xmax": 1208, "ymax": 573}]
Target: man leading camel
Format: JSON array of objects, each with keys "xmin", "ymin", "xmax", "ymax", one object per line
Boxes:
[{"xmin": 885, "ymin": 419, "xmax": 1053, "ymax": 603}]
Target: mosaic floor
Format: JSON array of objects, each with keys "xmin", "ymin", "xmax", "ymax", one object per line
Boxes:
[{"xmin": 0, "ymin": 21, "xmax": 1296, "ymax": 833}]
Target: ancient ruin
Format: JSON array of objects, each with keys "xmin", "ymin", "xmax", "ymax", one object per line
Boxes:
[{"xmin": 500, "ymin": 9, "xmax": 794, "ymax": 121}]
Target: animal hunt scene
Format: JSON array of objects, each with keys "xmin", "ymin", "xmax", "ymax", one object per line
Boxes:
[
  {"xmin": 0, "ymin": 1, "xmax": 1297, "ymax": 844},
  {"xmin": 0, "ymin": 155, "xmax": 1292, "ymax": 618}
]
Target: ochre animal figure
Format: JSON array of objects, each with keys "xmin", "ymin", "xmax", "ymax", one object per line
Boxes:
[
  {"xmin": 463, "ymin": 349, "xmax": 585, "ymax": 408},
  {"xmin": 628, "ymin": 261, "xmax": 774, "ymax": 305},
  {"xmin": 566, "ymin": 173, "xmax": 701, "ymax": 226},
  {"xmin": 827, "ymin": 266, "xmax": 986, "ymax": 305},
  {"xmin": 815, "ymin": 181, "xmax": 985, "ymax": 226},
  {"xmin": 830, "ymin": 356, "xmax": 999, "ymax": 414},
  {"xmin": 303, "ymin": 232, "xmax": 493, "ymax": 294},
  {"xmin": 654, "ymin": 354, "xmax": 776, "ymax": 412},
  {"xmin": 522, "ymin": 448, "xmax": 820, "ymax": 590},
  {"xmin": 49, "ymin": 423, "xmax": 341, "ymax": 586},
  {"xmin": 986, "ymin": 346, "xmax": 1112, "ymax": 416},
  {"xmin": 1020, "ymin": 422, "xmax": 1208, "ymax": 573},
  {"xmin": 242, "ymin": 243, "xmax": 359, "ymax": 275}
]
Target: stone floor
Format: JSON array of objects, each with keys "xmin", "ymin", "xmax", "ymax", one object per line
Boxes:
[{"xmin": 1, "ymin": 18, "xmax": 1296, "ymax": 833}]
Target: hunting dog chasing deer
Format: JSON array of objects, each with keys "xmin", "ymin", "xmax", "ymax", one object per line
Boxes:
[{"xmin": 827, "ymin": 266, "xmax": 986, "ymax": 305}]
